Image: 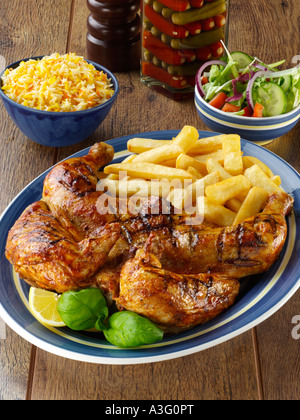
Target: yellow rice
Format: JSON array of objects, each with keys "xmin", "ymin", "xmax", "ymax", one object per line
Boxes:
[{"xmin": 1, "ymin": 53, "xmax": 115, "ymax": 112}]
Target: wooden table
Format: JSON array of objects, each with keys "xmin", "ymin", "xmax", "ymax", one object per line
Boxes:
[{"xmin": 0, "ymin": 0, "xmax": 299, "ymax": 401}]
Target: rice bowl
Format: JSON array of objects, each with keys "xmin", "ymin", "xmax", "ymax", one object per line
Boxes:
[{"xmin": 1, "ymin": 53, "xmax": 114, "ymax": 112}]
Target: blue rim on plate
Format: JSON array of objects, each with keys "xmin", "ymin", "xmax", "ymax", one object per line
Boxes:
[{"xmin": 0, "ymin": 130, "xmax": 300, "ymax": 365}]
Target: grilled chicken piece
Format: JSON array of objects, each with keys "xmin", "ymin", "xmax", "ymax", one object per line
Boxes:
[
  {"xmin": 43, "ymin": 142, "xmax": 116, "ymax": 241},
  {"xmin": 117, "ymin": 250, "xmax": 240, "ymax": 332},
  {"xmin": 145, "ymin": 192, "xmax": 294, "ymax": 278},
  {"xmin": 5, "ymin": 201, "xmax": 120, "ymax": 293}
]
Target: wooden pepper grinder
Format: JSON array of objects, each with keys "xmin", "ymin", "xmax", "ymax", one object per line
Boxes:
[{"xmin": 86, "ymin": 0, "xmax": 141, "ymax": 72}]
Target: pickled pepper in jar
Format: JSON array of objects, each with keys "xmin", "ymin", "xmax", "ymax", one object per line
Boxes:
[{"xmin": 140, "ymin": 0, "xmax": 229, "ymax": 100}]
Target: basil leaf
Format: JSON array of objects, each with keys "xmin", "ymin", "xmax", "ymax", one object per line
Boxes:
[
  {"xmin": 94, "ymin": 306, "xmax": 109, "ymax": 331},
  {"xmin": 103, "ymin": 311, "xmax": 163, "ymax": 348},
  {"xmin": 57, "ymin": 289, "xmax": 108, "ymax": 331}
]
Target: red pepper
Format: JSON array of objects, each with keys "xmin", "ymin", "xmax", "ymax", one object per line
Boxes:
[
  {"xmin": 201, "ymin": 18, "xmax": 215, "ymax": 32},
  {"xmin": 158, "ymin": 0, "xmax": 190, "ymax": 12},
  {"xmin": 178, "ymin": 49, "xmax": 197, "ymax": 62},
  {"xmin": 242, "ymin": 106, "xmax": 252, "ymax": 117},
  {"xmin": 214, "ymin": 14, "xmax": 226, "ymax": 28},
  {"xmin": 185, "ymin": 21, "xmax": 202, "ymax": 36},
  {"xmin": 222, "ymin": 103, "xmax": 240, "ymax": 113},
  {"xmin": 142, "ymin": 62, "xmax": 188, "ymax": 89},
  {"xmin": 189, "ymin": 0, "xmax": 204, "ymax": 7},
  {"xmin": 209, "ymin": 41, "xmax": 224, "ymax": 58},
  {"xmin": 209, "ymin": 92, "xmax": 228, "ymax": 109},
  {"xmin": 143, "ymin": 30, "xmax": 185, "ymax": 66},
  {"xmin": 144, "ymin": 4, "xmax": 189, "ymax": 39},
  {"xmin": 196, "ymin": 46, "xmax": 212, "ymax": 61},
  {"xmin": 201, "ymin": 76, "xmax": 209, "ymax": 85},
  {"xmin": 253, "ymin": 103, "xmax": 264, "ymax": 117}
]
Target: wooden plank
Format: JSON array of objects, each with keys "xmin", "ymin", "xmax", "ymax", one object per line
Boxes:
[
  {"xmin": 30, "ymin": 332, "xmax": 259, "ymax": 400},
  {"xmin": 228, "ymin": 0, "xmax": 300, "ymax": 400},
  {"xmin": 256, "ymin": 292, "xmax": 300, "ymax": 400},
  {"xmin": 0, "ymin": 0, "xmax": 73, "ymax": 400}
]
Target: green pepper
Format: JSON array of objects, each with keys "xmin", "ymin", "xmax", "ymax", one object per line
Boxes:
[
  {"xmin": 57, "ymin": 288, "xmax": 108, "ymax": 331},
  {"xmin": 171, "ymin": 0, "xmax": 226, "ymax": 25},
  {"xmin": 103, "ymin": 311, "xmax": 164, "ymax": 348},
  {"xmin": 167, "ymin": 62, "xmax": 201, "ymax": 76},
  {"xmin": 171, "ymin": 27, "xmax": 224, "ymax": 50}
]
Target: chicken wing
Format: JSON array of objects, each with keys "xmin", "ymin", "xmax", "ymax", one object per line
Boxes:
[
  {"xmin": 117, "ymin": 249, "xmax": 240, "ymax": 332},
  {"xmin": 5, "ymin": 201, "xmax": 120, "ymax": 293}
]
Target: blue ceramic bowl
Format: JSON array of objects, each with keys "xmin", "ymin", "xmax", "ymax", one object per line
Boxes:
[
  {"xmin": 195, "ymin": 85, "xmax": 300, "ymax": 145},
  {"xmin": 0, "ymin": 56, "xmax": 119, "ymax": 147}
]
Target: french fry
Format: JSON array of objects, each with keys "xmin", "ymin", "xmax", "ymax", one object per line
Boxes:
[
  {"xmin": 244, "ymin": 164, "xmax": 282, "ymax": 194},
  {"xmin": 167, "ymin": 188, "xmax": 192, "ymax": 212},
  {"xmin": 205, "ymin": 175, "xmax": 251, "ymax": 205},
  {"xmin": 206, "ymin": 157, "xmax": 232, "ymax": 180},
  {"xmin": 104, "ymin": 162, "xmax": 193, "ymax": 181},
  {"xmin": 233, "ymin": 187, "xmax": 269, "ymax": 225},
  {"xmin": 222, "ymin": 135, "xmax": 243, "ymax": 175},
  {"xmin": 161, "ymin": 158, "xmax": 177, "ymax": 167},
  {"xmin": 187, "ymin": 166, "xmax": 203, "ymax": 180},
  {"xmin": 127, "ymin": 138, "xmax": 170, "ymax": 153},
  {"xmin": 187, "ymin": 135, "xmax": 224, "ymax": 155},
  {"xmin": 106, "ymin": 173, "xmax": 120, "ymax": 180},
  {"xmin": 186, "ymin": 172, "xmax": 220, "ymax": 202},
  {"xmin": 193, "ymin": 150, "xmax": 224, "ymax": 165},
  {"xmin": 98, "ymin": 178, "xmax": 174, "ymax": 198},
  {"xmin": 122, "ymin": 154, "xmax": 137, "ymax": 163},
  {"xmin": 197, "ymin": 196, "xmax": 236, "ymax": 227},
  {"xmin": 270, "ymin": 175, "xmax": 282, "ymax": 186},
  {"xmin": 225, "ymin": 198, "xmax": 242, "ymax": 213},
  {"xmin": 133, "ymin": 144, "xmax": 183, "ymax": 164},
  {"xmin": 172, "ymin": 125, "xmax": 199, "ymax": 152},
  {"xmin": 242, "ymin": 156, "xmax": 274, "ymax": 178},
  {"xmin": 176, "ymin": 153, "xmax": 207, "ymax": 175}
]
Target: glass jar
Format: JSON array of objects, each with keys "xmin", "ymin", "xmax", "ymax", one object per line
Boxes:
[{"xmin": 140, "ymin": 0, "xmax": 230, "ymax": 100}]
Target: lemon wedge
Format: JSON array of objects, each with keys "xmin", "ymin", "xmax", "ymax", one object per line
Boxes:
[{"xmin": 29, "ymin": 287, "xmax": 66, "ymax": 327}]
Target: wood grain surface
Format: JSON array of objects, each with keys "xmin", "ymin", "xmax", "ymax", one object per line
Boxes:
[{"xmin": 0, "ymin": 0, "xmax": 299, "ymax": 401}]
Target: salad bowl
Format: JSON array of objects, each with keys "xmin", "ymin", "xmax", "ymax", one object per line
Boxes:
[
  {"xmin": 195, "ymin": 85, "xmax": 300, "ymax": 145},
  {"xmin": 194, "ymin": 50, "xmax": 300, "ymax": 145}
]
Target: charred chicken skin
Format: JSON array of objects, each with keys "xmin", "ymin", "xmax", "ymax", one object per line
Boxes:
[
  {"xmin": 5, "ymin": 200, "xmax": 120, "ymax": 293},
  {"xmin": 117, "ymin": 249, "xmax": 240, "ymax": 332},
  {"xmin": 144, "ymin": 192, "xmax": 294, "ymax": 278},
  {"xmin": 5, "ymin": 142, "xmax": 294, "ymax": 331}
]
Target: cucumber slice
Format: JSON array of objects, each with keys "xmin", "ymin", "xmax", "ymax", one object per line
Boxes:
[
  {"xmin": 256, "ymin": 82, "xmax": 287, "ymax": 116},
  {"xmin": 277, "ymin": 75, "xmax": 292, "ymax": 92},
  {"xmin": 231, "ymin": 51, "xmax": 253, "ymax": 70}
]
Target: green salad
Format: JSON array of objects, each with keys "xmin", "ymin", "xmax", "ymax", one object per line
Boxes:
[{"xmin": 196, "ymin": 45, "xmax": 300, "ymax": 117}]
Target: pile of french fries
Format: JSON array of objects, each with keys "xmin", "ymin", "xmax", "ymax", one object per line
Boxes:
[{"xmin": 98, "ymin": 126, "xmax": 283, "ymax": 227}]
